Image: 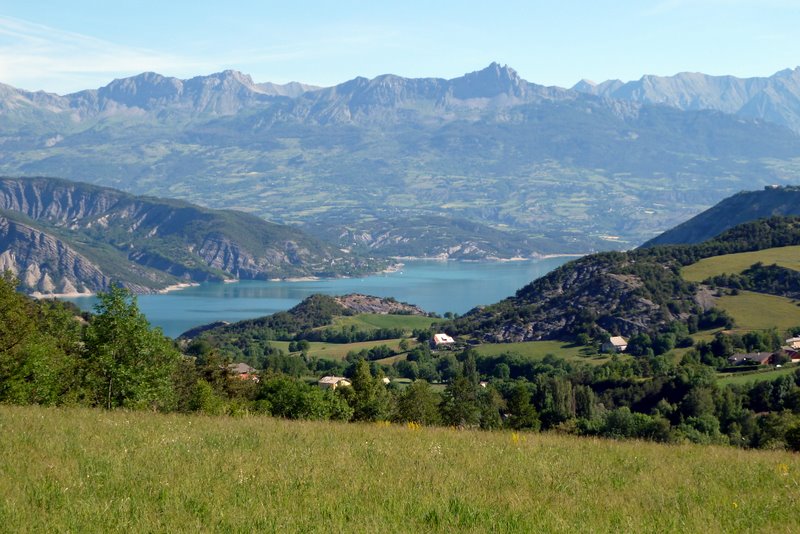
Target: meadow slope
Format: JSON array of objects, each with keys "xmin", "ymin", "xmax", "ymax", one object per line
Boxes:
[{"xmin": 1, "ymin": 406, "xmax": 799, "ymax": 533}]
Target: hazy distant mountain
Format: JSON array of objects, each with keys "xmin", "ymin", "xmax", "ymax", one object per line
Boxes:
[
  {"xmin": 0, "ymin": 177, "xmax": 380, "ymax": 295},
  {"xmin": 0, "ymin": 64, "xmax": 799, "ymax": 256},
  {"xmin": 573, "ymin": 67, "xmax": 800, "ymax": 133},
  {"xmin": 257, "ymin": 81, "xmax": 320, "ymax": 98}
]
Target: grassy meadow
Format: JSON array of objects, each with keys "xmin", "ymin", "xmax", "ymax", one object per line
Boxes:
[
  {"xmin": 682, "ymin": 245, "xmax": 800, "ymax": 282},
  {"xmin": 471, "ymin": 340, "xmax": 614, "ymax": 365},
  {"xmin": 717, "ymin": 365, "xmax": 800, "ymax": 386},
  {"xmin": 329, "ymin": 313, "xmax": 443, "ymax": 331},
  {"xmin": 715, "ymin": 290, "xmax": 800, "ymax": 332},
  {"xmin": 271, "ymin": 338, "xmax": 411, "ymax": 360},
  {"xmin": 2, "ymin": 405, "xmax": 800, "ymax": 532}
]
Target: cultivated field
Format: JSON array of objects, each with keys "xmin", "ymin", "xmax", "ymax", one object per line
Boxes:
[
  {"xmin": 682, "ymin": 245, "xmax": 800, "ymax": 282},
  {"xmin": 1, "ymin": 406, "xmax": 799, "ymax": 532}
]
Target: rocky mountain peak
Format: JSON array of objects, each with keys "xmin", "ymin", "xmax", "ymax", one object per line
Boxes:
[
  {"xmin": 98, "ymin": 72, "xmax": 184, "ymax": 107},
  {"xmin": 450, "ymin": 62, "xmax": 525, "ymax": 99}
]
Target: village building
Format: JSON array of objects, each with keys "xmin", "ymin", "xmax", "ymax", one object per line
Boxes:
[
  {"xmin": 785, "ymin": 337, "xmax": 800, "ymax": 350},
  {"xmin": 318, "ymin": 376, "xmax": 352, "ymax": 390},
  {"xmin": 431, "ymin": 333, "xmax": 455, "ymax": 348},
  {"xmin": 727, "ymin": 352, "xmax": 774, "ymax": 366},
  {"xmin": 602, "ymin": 336, "xmax": 628, "ymax": 353}
]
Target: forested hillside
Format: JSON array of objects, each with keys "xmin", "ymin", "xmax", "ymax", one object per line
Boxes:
[
  {"xmin": 643, "ymin": 186, "xmax": 800, "ymax": 247},
  {"xmin": 453, "ymin": 217, "xmax": 800, "ymax": 342}
]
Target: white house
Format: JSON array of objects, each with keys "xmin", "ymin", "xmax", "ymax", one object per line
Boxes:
[
  {"xmin": 785, "ymin": 337, "xmax": 800, "ymax": 349},
  {"xmin": 318, "ymin": 376, "xmax": 352, "ymax": 390},
  {"xmin": 431, "ymin": 333, "xmax": 455, "ymax": 348},
  {"xmin": 602, "ymin": 336, "xmax": 628, "ymax": 353}
]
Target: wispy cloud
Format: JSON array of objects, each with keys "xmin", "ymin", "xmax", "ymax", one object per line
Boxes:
[
  {"xmin": 0, "ymin": 15, "xmax": 404, "ymax": 92},
  {"xmin": 0, "ymin": 16, "xmax": 217, "ymax": 93}
]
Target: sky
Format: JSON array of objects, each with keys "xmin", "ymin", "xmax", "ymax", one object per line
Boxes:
[{"xmin": 1, "ymin": 0, "xmax": 799, "ymax": 94}]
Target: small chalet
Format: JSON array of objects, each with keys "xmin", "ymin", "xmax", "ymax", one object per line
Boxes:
[
  {"xmin": 318, "ymin": 376, "xmax": 352, "ymax": 390},
  {"xmin": 431, "ymin": 333, "xmax": 455, "ymax": 348},
  {"xmin": 602, "ymin": 336, "xmax": 628, "ymax": 353},
  {"xmin": 727, "ymin": 352, "xmax": 774, "ymax": 366},
  {"xmin": 228, "ymin": 362, "xmax": 259, "ymax": 381}
]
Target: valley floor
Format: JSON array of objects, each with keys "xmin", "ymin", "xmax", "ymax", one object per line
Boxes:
[{"xmin": 1, "ymin": 405, "xmax": 798, "ymax": 532}]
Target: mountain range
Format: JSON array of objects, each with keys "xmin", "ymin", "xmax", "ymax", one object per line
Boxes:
[
  {"xmin": 0, "ymin": 177, "xmax": 379, "ymax": 295},
  {"xmin": 573, "ymin": 67, "xmax": 800, "ymax": 134},
  {"xmin": 1, "ymin": 64, "xmax": 800, "ymax": 256}
]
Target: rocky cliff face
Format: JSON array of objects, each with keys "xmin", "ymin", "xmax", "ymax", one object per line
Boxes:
[
  {"xmin": 333, "ymin": 294, "xmax": 428, "ymax": 315},
  {"xmin": 0, "ymin": 215, "xmax": 109, "ymax": 295},
  {"xmin": 0, "ymin": 177, "xmax": 379, "ymax": 295}
]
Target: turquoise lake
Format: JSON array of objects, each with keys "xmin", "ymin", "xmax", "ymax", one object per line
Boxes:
[{"xmin": 64, "ymin": 257, "xmax": 571, "ymax": 338}]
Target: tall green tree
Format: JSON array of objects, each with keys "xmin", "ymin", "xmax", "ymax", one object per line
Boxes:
[
  {"xmin": 84, "ymin": 285, "xmax": 179, "ymax": 410},
  {"xmin": 348, "ymin": 358, "xmax": 391, "ymax": 422},
  {"xmin": 392, "ymin": 379, "xmax": 441, "ymax": 425}
]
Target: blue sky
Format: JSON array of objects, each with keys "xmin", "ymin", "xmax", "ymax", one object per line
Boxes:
[{"xmin": 1, "ymin": 0, "xmax": 798, "ymax": 93}]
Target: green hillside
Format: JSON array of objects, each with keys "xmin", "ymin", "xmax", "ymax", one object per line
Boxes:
[
  {"xmin": 2, "ymin": 405, "xmax": 799, "ymax": 533},
  {"xmin": 715, "ymin": 291, "xmax": 800, "ymax": 332},
  {"xmin": 682, "ymin": 245, "xmax": 800, "ymax": 282}
]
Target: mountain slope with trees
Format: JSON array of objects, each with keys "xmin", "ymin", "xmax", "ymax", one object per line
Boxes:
[{"xmin": 642, "ymin": 185, "xmax": 800, "ymax": 247}]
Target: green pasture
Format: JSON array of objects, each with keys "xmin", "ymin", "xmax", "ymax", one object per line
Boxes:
[
  {"xmin": 272, "ymin": 338, "xmax": 410, "ymax": 360},
  {"xmin": 715, "ymin": 291, "xmax": 800, "ymax": 332},
  {"xmin": 682, "ymin": 245, "xmax": 800, "ymax": 282},
  {"xmin": 329, "ymin": 313, "xmax": 443, "ymax": 332},
  {"xmin": 1, "ymin": 405, "xmax": 799, "ymax": 533},
  {"xmin": 471, "ymin": 340, "xmax": 613, "ymax": 365},
  {"xmin": 717, "ymin": 365, "xmax": 799, "ymax": 386}
]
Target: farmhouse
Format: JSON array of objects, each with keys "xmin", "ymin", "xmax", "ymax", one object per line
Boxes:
[
  {"xmin": 602, "ymin": 336, "xmax": 628, "ymax": 353},
  {"xmin": 727, "ymin": 352, "xmax": 774, "ymax": 366},
  {"xmin": 431, "ymin": 333, "xmax": 455, "ymax": 348},
  {"xmin": 318, "ymin": 376, "xmax": 352, "ymax": 390}
]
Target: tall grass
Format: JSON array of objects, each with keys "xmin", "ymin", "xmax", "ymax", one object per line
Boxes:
[{"xmin": 1, "ymin": 405, "xmax": 799, "ymax": 532}]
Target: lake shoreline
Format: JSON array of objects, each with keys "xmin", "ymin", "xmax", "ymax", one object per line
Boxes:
[{"xmin": 61, "ymin": 257, "xmax": 572, "ymax": 338}]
